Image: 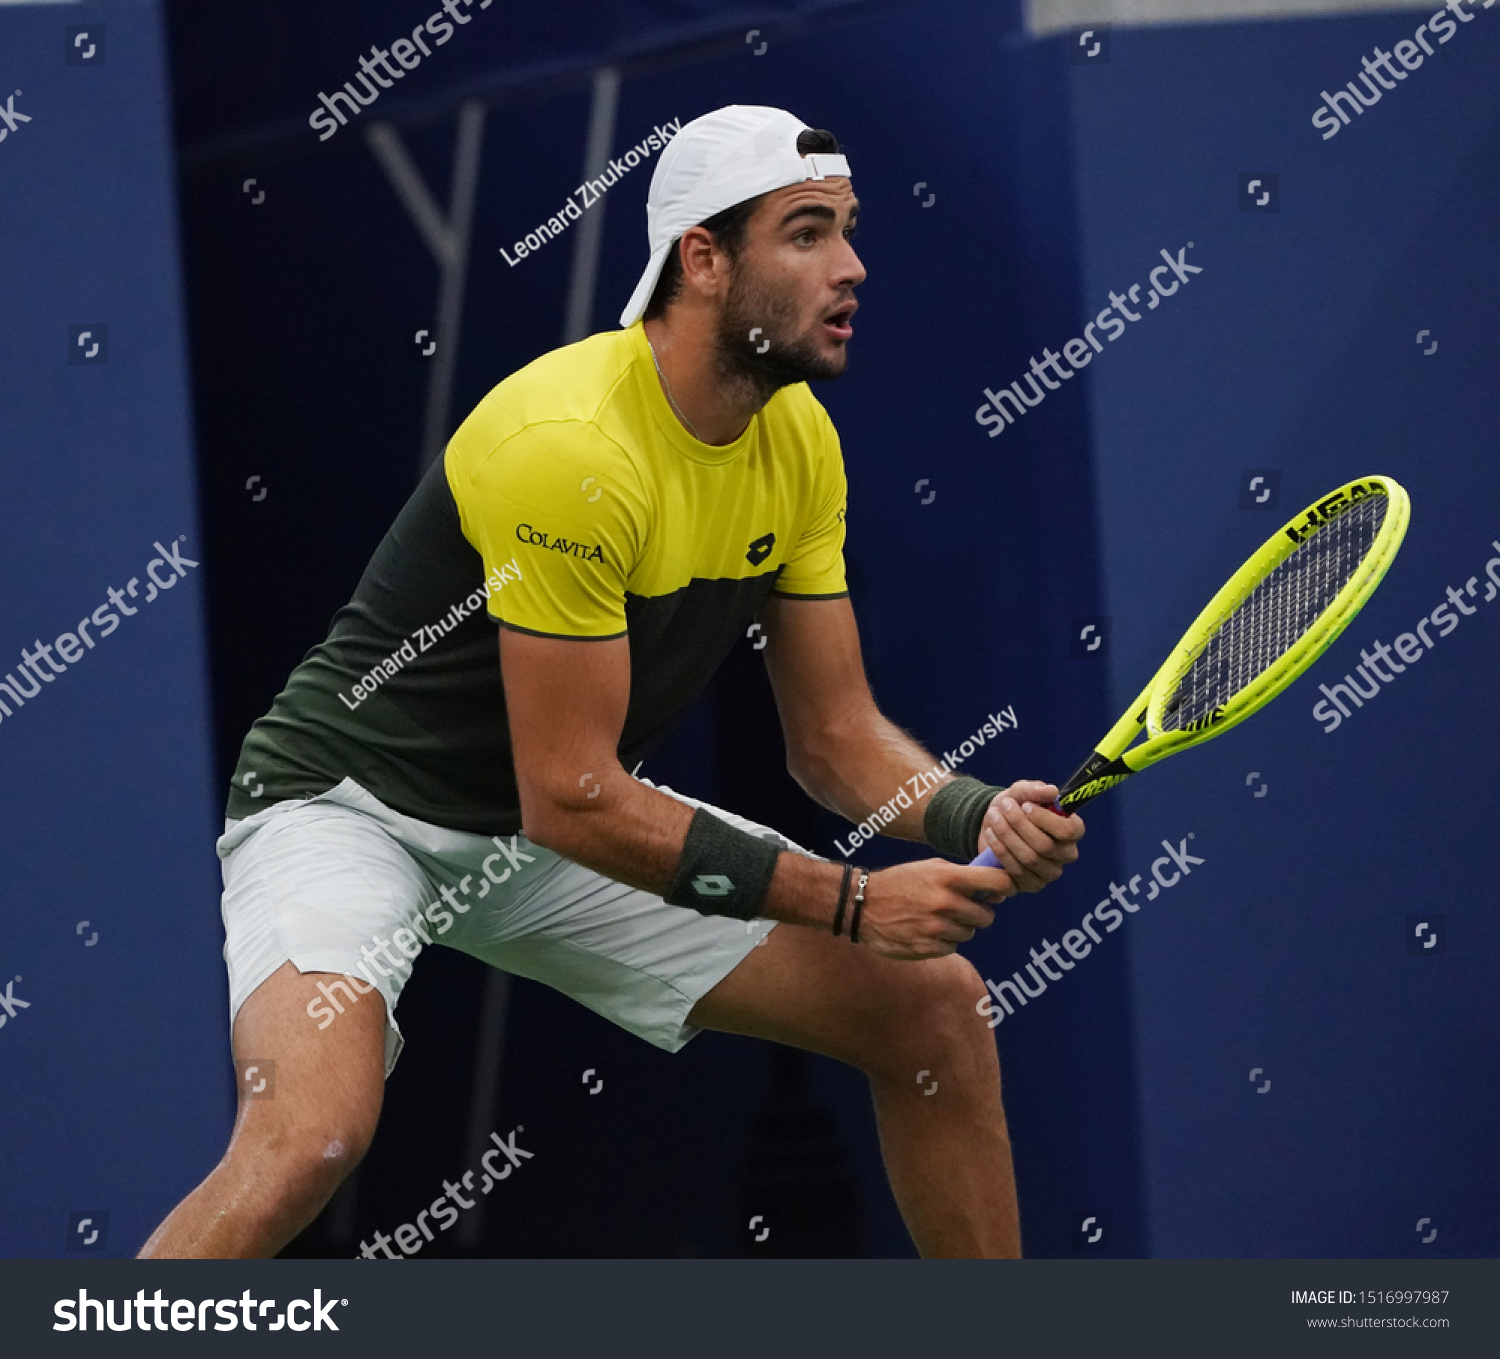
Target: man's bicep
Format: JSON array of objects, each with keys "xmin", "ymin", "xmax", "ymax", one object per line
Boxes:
[
  {"xmin": 499, "ymin": 626, "xmax": 631, "ymax": 837},
  {"xmin": 454, "ymin": 425, "xmax": 644, "ymax": 638},
  {"xmin": 773, "ymin": 409, "xmax": 848, "ymax": 599}
]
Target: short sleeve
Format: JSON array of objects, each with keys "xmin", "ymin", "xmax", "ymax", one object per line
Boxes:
[
  {"xmin": 448, "ymin": 422, "xmax": 646, "ymax": 639},
  {"xmin": 773, "ymin": 409, "xmax": 848, "ymax": 599}
]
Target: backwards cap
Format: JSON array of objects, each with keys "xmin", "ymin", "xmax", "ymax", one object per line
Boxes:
[{"xmin": 618, "ymin": 105, "xmax": 851, "ymax": 329}]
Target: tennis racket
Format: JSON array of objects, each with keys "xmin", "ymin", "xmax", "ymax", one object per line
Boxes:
[{"xmin": 973, "ymin": 474, "xmax": 1410, "ymax": 868}]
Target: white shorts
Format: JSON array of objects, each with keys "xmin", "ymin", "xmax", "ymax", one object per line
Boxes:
[{"xmin": 217, "ymin": 776, "xmax": 808, "ymax": 1077}]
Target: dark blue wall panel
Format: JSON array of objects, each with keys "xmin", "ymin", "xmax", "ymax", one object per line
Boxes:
[
  {"xmin": 1067, "ymin": 13, "xmax": 1500, "ymax": 1257},
  {"xmin": 0, "ymin": 0, "xmax": 224, "ymax": 1258}
]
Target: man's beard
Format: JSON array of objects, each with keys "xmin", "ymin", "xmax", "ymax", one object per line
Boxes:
[{"xmin": 712, "ymin": 261, "xmax": 850, "ymax": 406}]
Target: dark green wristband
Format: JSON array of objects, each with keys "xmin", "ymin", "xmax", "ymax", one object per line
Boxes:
[
  {"xmin": 923, "ymin": 775, "xmax": 1006, "ymax": 861},
  {"xmin": 664, "ymin": 807, "xmax": 782, "ymax": 920}
]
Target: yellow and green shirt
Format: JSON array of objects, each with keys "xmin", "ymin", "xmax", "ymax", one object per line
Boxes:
[{"xmin": 228, "ymin": 322, "xmax": 849, "ymax": 834}]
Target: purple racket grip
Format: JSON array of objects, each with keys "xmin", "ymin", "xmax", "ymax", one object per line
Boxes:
[{"xmin": 969, "ymin": 846, "xmax": 1003, "ymax": 902}]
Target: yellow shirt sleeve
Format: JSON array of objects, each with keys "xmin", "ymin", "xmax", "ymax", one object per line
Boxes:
[
  {"xmin": 448, "ymin": 421, "xmax": 646, "ymax": 638},
  {"xmin": 774, "ymin": 407, "xmax": 849, "ymax": 599}
]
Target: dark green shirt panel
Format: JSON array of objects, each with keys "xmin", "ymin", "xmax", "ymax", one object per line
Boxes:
[
  {"xmin": 228, "ymin": 457, "xmax": 516, "ymax": 831},
  {"xmin": 228, "ymin": 460, "xmax": 790, "ymax": 835}
]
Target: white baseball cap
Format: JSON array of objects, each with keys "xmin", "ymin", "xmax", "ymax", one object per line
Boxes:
[{"xmin": 618, "ymin": 105, "xmax": 852, "ymax": 329}]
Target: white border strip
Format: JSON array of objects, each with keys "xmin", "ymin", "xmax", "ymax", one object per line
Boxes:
[{"xmin": 1029, "ymin": 0, "xmax": 1434, "ymax": 36}]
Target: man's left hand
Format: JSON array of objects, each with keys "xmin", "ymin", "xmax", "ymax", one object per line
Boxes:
[{"xmin": 978, "ymin": 780, "xmax": 1084, "ymax": 893}]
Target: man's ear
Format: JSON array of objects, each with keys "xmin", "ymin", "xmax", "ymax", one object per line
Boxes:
[{"xmin": 678, "ymin": 225, "xmax": 730, "ymax": 300}]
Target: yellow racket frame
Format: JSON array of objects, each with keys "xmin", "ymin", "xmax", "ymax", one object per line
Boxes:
[{"xmin": 1056, "ymin": 475, "xmax": 1410, "ymax": 809}]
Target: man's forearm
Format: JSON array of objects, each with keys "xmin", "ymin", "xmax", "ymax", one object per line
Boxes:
[
  {"xmin": 525, "ymin": 769, "xmax": 847, "ymax": 928},
  {"xmin": 791, "ymin": 707, "xmax": 957, "ymax": 845}
]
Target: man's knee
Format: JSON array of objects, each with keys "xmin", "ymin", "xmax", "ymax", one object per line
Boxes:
[
  {"xmin": 859, "ymin": 953, "xmax": 992, "ymax": 1082},
  {"xmin": 232, "ymin": 1112, "xmax": 375, "ymax": 1215}
]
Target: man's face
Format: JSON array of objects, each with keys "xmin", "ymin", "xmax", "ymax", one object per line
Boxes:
[{"xmin": 713, "ymin": 176, "xmax": 864, "ymax": 391}]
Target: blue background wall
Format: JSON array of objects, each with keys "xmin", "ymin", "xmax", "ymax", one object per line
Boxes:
[
  {"xmin": 2, "ymin": 0, "xmax": 1495, "ymax": 1258},
  {"xmin": 1068, "ymin": 13, "xmax": 1500, "ymax": 1257},
  {"xmin": 0, "ymin": 0, "xmax": 226, "ymax": 1257}
]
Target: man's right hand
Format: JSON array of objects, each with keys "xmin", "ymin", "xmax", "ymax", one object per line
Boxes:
[{"xmin": 854, "ymin": 859, "xmax": 1015, "ymax": 960}]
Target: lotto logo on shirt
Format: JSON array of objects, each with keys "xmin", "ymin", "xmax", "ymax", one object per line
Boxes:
[{"xmin": 515, "ymin": 524, "xmax": 605, "ymax": 564}]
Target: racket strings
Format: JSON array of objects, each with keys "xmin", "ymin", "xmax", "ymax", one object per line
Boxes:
[{"xmin": 1160, "ymin": 493, "xmax": 1387, "ymax": 731}]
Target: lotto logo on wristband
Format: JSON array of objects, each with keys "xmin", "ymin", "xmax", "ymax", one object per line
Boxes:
[{"xmin": 692, "ymin": 874, "xmax": 734, "ymax": 896}]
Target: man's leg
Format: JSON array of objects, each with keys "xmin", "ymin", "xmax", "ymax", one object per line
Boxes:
[
  {"xmin": 137, "ymin": 961, "xmax": 387, "ymax": 1259},
  {"xmin": 687, "ymin": 925, "xmax": 1018, "ymax": 1258}
]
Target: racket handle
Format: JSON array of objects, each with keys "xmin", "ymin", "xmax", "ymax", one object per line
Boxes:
[{"xmin": 968, "ymin": 800, "xmax": 1068, "ymax": 869}]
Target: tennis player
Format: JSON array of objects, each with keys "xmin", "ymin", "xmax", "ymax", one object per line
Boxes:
[{"xmin": 139, "ymin": 105, "xmax": 1084, "ymax": 1261}]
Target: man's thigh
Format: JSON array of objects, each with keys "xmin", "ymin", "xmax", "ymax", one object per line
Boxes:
[
  {"xmin": 230, "ymin": 959, "xmax": 388, "ymax": 1153},
  {"xmin": 220, "ymin": 784, "xmax": 441, "ymax": 1077}
]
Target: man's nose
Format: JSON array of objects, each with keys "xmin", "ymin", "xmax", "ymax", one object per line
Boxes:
[{"xmin": 835, "ymin": 242, "xmax": 867, "ymax": 290}]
